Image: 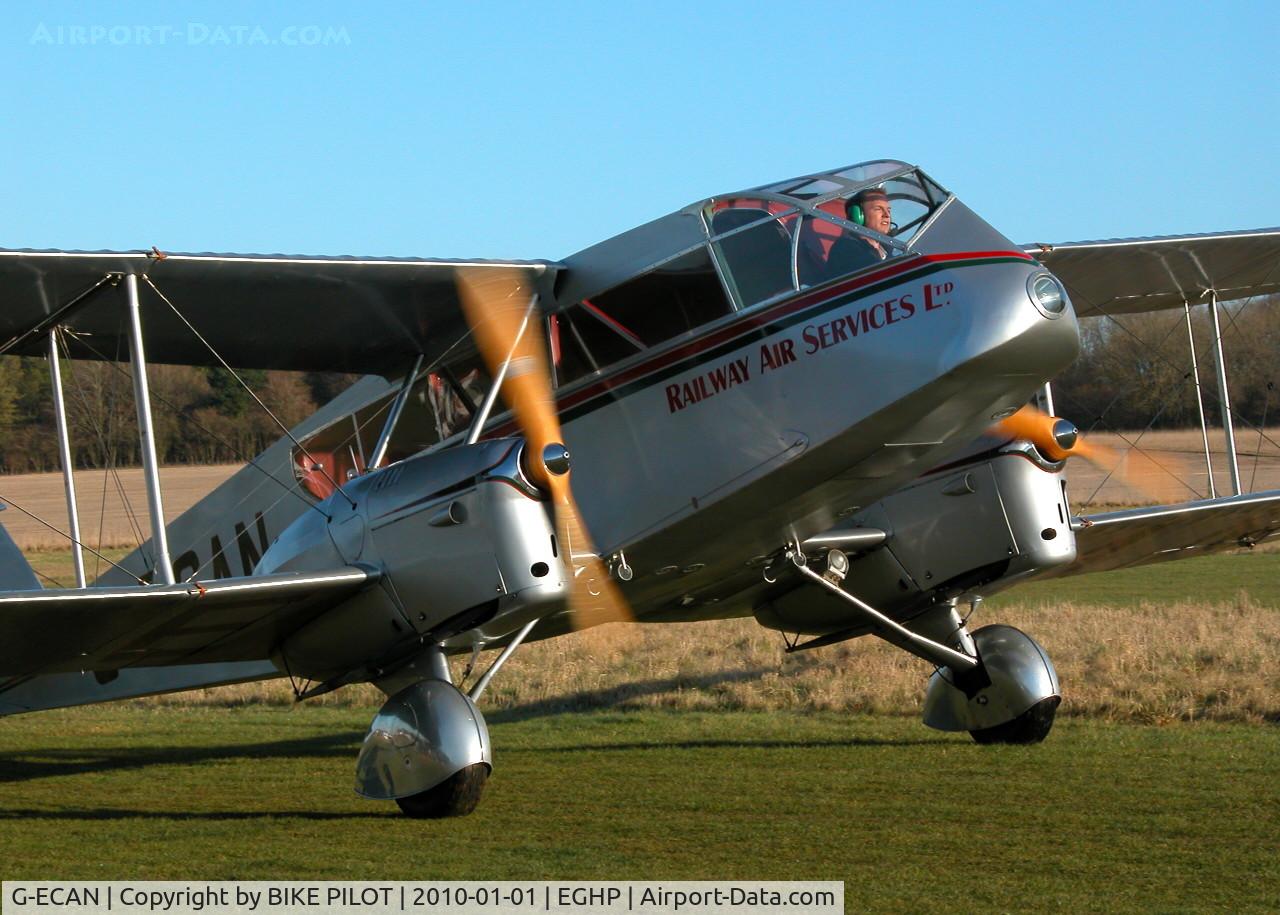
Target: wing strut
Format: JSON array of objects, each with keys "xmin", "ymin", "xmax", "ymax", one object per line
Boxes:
[
  {"xmin": 368, "ymin": 353, "xmax": 424, "ymax": 470},
  {"xmin": 1206, "ymin": 290, "xmax": 1242, "ymax": 494},
  {"xmin": 124, "ymin": 274, "xmax": 175, "ymax": 584},
  {"xmin": 462, "ymin": 293, "xmax": 538, "ymax": 445},
  {"xmin": 1183, "ymin": 299, "xmax": 1217, "ymax": 498},
  {"xmin": 48, "ymin": 328, "xmax": 86, "ymax": 587}
]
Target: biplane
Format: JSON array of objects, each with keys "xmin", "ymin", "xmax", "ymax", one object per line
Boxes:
[{"xmin": 0, "ymin": 159, "xmax": 1277, "ymax": 817}]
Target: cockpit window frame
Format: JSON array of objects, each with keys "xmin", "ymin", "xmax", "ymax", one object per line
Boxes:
[
  {"xmin": 542, "ymin": 161, "xmax": 960, "ymax": 397},
  {"xmin": 699, "ymin": 163, "xmax": 959, "ymax": 307},
  {"xmin": 700, "ymin": 200, "xmax": 803, "ymax": 311},
  {"xmin": 549, "ymin": 240, "xmax": 737, "ymax": 393}
]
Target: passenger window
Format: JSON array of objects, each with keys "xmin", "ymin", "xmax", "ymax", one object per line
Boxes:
[
  {"xmin": 425, "ymin": 352, "xmax": 491, "ymax": 441},
  {"xmin": 552, "ymin": 246, "xmax": 732, "ymax": 387},
  {"xmin": 292, "ymin": 356, "xmax": 492, "ymax": 497},
  {"xmin": 709, "ymin": 207, "xmax": 798, "ymax": 308},
  {"xmin": 551, "ymin": 308, "xmax": 644, "ymax": 387}
]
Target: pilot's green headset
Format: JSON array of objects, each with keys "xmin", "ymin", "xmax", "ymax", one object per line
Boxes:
[{"xmin": 847, "ymin": 187, "xmax": 888, "ymax": 227}]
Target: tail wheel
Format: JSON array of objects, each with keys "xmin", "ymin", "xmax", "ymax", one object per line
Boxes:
[
  {"xmin": 395, "ymin": 764, "xmax": 489, "ymax": 818},
  {"xmin": 969, "ymin": 696, "xmax": 1061, "ymax": 745}
]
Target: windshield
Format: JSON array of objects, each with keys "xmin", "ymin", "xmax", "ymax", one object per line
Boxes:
[{"xmin": 706, "ymin": 162, "xmax": 951, "ymax": 304}]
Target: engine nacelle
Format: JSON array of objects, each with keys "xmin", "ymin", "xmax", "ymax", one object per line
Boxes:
[
  {"xmin": 258, "ymin": 439, "xmax": 564, "ymax": 681},
  {"xmin": 757, "ymin": 447, "xmax": 1076, "ymax": 635}
]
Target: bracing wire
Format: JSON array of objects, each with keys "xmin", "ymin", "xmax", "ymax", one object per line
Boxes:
[
  {"xmin": 62, "ymin": 328, "xmax": 328, "ymax": 522},
  {"xmin": 1249, "ymin": 382, "xmax": 1274, "ymax": 493},
  {"xmin": 1094, "ymin": 280, "xmax": 1280, "ymax": 462},
  {"xmin": 0, "ymin": 491, "xmax": 146, "ymax": 584},
  {"xmin": 58, "ymin": 332, "xmax": 150, "ymax": 570},
  {"xmin": 142, "ymin": 276, "xmax": 356, "ymax": 508},
  {"xmin": 1080, "ymin": 294, "xmax": 1280, "ymax": 504}
]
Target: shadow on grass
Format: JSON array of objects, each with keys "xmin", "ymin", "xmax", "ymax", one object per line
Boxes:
[
  {"xmin": 0, "ymin": 807, "xmax": 392, "ymax": 821},
  {"xmin": 0, "ymin": 731, "xmax": 364, "ymax": 783}
]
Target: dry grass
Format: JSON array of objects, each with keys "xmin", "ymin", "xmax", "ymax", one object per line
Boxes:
[
  {"xmin": 0, "ymin": 464, "xmax": 238, "ymax": 550},
  {"xmin": 142, "ymin": 595, "xmax": 1280, "ymax": 725}
]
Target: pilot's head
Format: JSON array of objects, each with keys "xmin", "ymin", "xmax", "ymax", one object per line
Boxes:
[{"xmin": 850, "ymin": 188, "xmax": 892, "ymax": 235}]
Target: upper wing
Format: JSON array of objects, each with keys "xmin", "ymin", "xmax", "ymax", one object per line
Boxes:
[
  {"xmin": 1045, "ymin": 490, "xmax": 1280, "ymax": 577},
  {"xmin": 0, "ymin": 567, "xmax": 377, "ymax": 677},
  {"xmin": 0, "ymin": 249, "xmax": 559, "ymax": 373},
  {"xmin": 1024, "ymin": 228, "xmax": 1280, "ymax": 318}
]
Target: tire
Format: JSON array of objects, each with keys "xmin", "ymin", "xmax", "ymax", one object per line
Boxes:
[
  {"xmin": 970, "ymin": 696, "xmax": 1060, "ymax": 745},
  {"xmin": 395, "ymin": 764, "xmax": 489, "ymax": 818}
]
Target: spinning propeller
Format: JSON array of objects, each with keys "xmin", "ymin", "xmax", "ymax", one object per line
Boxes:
[
  {"xmin": 993, "ymin": 405, "xmax": 1104, "ymax": 464},
  {"xmin": 993, "ymin": 405, "xmax": 1188, "ymax": 503},
  {"xmin": 456, "ymin": 268, "xmax": 632, "ymax": 631}
]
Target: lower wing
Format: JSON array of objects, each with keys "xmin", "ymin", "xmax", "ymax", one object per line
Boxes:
[
  {"xmin": 1048, "ymin": 490, "xmax": 1280, "ymax": 577},
  {"xmin": 0, "ymin": 567, "xmax": 378, "ymax": 678}
]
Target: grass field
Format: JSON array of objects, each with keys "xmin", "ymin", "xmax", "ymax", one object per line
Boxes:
[
  {"xmin": 0, "ymin": 464, "xmax": 238, "ymax": 550},
  {"xmin": 0, "ymin": 706, "xmax": 1276, "ymax": 911},
  {"xmin": 17, "ymin": 549, "xmax": 1280, "ymax": 728},
  {"xmin": 3, "ymin": 470, "xmax": 1279, "ymax": 907}
]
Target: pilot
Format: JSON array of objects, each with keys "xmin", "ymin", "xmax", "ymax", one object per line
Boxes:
[{"xmin": 819, "ymin": 188, "xmax": 894, "ymax": 279}]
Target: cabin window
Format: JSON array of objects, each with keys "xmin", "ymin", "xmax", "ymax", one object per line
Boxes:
[
  {"xmin": 550, "ymin": 307, "xmax": 644, "ymax": 388},
  {"xmin": 707, "ymin": 204, "xmax": 799, "ymax": 308},
  {"xmin": 551, "ymin": 246, "xmax": 732, "ymax": 387},
  {"xmin": 291, "ymin": 354, "xmax": 491, "ymax": 498}
]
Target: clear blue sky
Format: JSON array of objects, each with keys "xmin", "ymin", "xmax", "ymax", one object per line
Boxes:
[{"xmin": 3, "ymin": 1, "xmax": 1277, "ymax": 260}]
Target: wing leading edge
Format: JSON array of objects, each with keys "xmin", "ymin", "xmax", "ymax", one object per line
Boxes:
[
  {"xmin": 0, "ymin": 566, "xmax": 378, "ymax": 678},
  {"xmin": 1025, "ymin": 227, "xmax": 1280, "ymax": 318}
]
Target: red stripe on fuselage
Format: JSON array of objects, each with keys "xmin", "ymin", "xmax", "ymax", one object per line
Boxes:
[{"xmin": 489, "ymin": 249, "xmax": 1033, "ymax": 436}]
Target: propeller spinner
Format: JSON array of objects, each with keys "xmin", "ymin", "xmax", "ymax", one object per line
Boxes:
[
  {"xmin": 456, "ymin": 267, "xmax": 632, "ymax": 630},
  {"xmin": 994, "ymin": 406, "xmax": 1096, "ymax": 463}
]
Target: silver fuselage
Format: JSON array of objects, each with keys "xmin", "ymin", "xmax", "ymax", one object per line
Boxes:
[{"xmin": 93, "ymin": 173, "xmax": 1082, "ymax": 682}]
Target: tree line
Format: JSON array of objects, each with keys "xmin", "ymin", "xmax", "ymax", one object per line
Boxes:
[
  {"xmin": 0, "ymin": 360, "xmax": 356, "ymax": 473},
  {"xmin": 1051, "ymin": 297, "xmax": 1279, "ymax": 436}
]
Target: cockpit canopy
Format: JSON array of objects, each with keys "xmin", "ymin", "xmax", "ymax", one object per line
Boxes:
[
  {"xmin": 709, "ymin": 160, "xmax": 950, "ymax": 307},
  {"xmin": 292, "ymin": 162, "xmax": 956, "ymax": 483},
  {"xmin": 549, "ymin": 160, "xmax": 952, "ymax": 387}
]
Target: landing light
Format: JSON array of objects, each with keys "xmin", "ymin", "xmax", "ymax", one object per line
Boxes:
[{"xmin": 1028, "ymin": 273, "xmax": 1067, "ymax": 317}]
